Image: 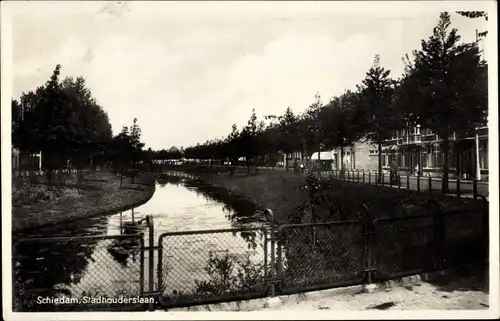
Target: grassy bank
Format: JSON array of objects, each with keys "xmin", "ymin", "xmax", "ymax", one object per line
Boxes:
[
  {"xmin": 12, "ymin": 171, "xmax": 156, "ymax": 234},
  {"xmin": 185, "ymin": 168, "xmax": 486, "ymax": 224}
]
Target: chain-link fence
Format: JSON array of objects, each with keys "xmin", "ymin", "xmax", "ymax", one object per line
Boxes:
[
  {"xmin": 276, "ymin": 221, "xmax": 364, "ymax": 294},
  {"xmin": 373, "ymin": 214, "xmax": 436, "ymax": 280},
  {"xmin": 372, "ymin": 201, "xmax": 488, "ymax": 281},
  {"xmin": 12, "ymin": 201, "xmax": 488, "ymax": 311},
  {"xmin": 13, "ymin": 234, "xmax": 144, "ymax": 312},
  {"xmin": 157, "ymin": 227, "xmax": 268, "ymax": 308},
  {"xmin": 441, "ymin": 209, "xmax": 488, "ymax": 268}
]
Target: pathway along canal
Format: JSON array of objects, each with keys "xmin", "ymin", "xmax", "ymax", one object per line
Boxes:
[{"xmin": 13, "ymin": 172, "xmax": 269, "ymax": 311}]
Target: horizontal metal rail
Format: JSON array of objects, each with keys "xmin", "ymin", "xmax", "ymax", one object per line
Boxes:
[
  {"xmin": 13, "ymin": 233, "xmax": 142, "ymax": 245},
  {"xmin": 158, "ymin": 227, "xmax": 265, "ymax": 240},
  {"xmin": 277, "ymin": 219, "xmax": 361, "ymax": 232}
]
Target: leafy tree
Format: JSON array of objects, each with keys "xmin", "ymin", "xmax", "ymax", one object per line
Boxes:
[
  {"xmin": 399, "ymin": 12, "xmax": 488, "ymax": 192},
  {"xmin": 226, "ymin": 124, "xmax": 241, "ymax": 173},
  {"xmin": 276, "ymin": 107, "xmax": 301, "ymax": 171},
  {"xmin": 240, "ymin": 109, "xmax": 260, "ymax": 173},
  {"xmin": 13, "ymin": 65, "xmax": 113, "ymax": 177},
  {"xmin": 358, "ymin": 55, "xmax": 398, "ymax": 182},
  {"xmin": 129, "ymin": 118, "xmax": 145, "ymax": 170},
  {"xmin": 300, "ymin": 92, "xmax": 324, "ymax": 168},
  {"xmin": 60, "ymin": 76, "xmax": 112, "ymax": 172},
  {"xmin": 320, "ymin": 90, "xmax": 365, "ymax": 177}
]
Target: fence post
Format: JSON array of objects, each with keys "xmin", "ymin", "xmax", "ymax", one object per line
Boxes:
[
  {"xmin": 473, "ymin": 178, "xmax": 478, "ymax": 200},
  {"xmin": 362, "ymin": 169, "xmax": 365, "ymax": 183},
  {"xmin": 417, "ymin": 173, "xmax": 421, "ymax": 192},
  {"xmin": 427, "ymin": 174, "xmax": 432, "ymax": 193},
  {"xmin": 374, "ymin": 171, "xmax": 377, "ymax": 186},
  {"xmin": 368, "ymin": 170, "xmax": 371, "ymax": 184},
  {"xmin": 381, "ymin": 170, "xmax": 384, "ymax": 186},
  {"xmin": 139, "ymin": 233, "xmax": 145, "ymax": 296},
  {"xmin": 265, "ymin": 209, "xmax": 277, "ymax": 297},
  {"xmin": 146, "ymin": 215, "xmax": 155, "ymax": 310},
  {"xmin": 357, "ymin": 204, "xmax": 374, "ymax": 284},
  {"xmin": 397, "ymin": 174, "xmax": 401, "ymax": 191},
  {"xmin": 357, "ymin": 169, "xmax": 360, "ymax": 183},
  {"xmin": 456, "ymin": 176, "xmax": 461, "ymax": 198}
]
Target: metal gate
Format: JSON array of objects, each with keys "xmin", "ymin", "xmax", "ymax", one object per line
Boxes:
[
  {"xmin": 274, "ymin": 220, "xmax": 366, "ymax": 295},
  {"xmin": 155, "ymin": 227, "xmax": 269, "ymax": 309}
]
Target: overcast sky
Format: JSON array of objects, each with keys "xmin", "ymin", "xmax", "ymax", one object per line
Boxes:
[{"xmin": 6, "ymin": 1, "xmax": 492, "ymax": 150}]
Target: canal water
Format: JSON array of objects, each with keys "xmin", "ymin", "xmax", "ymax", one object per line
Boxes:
[{"xmin": 13, "ymin": 172, "xmax": 270, "ymax": 310}]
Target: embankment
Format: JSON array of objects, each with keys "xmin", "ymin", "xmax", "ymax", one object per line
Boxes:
[
  {"xmin": 167, "ymin": 165, "xmax": 487, "ymax": 224},
  {"xmin": 12, "ymin": 171, "xmax": 156, "ymax": 234}
]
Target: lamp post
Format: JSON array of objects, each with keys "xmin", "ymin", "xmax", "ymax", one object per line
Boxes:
[{"xmin": 475, "ymin": 29, "xmax": 484, "ymax": 181}]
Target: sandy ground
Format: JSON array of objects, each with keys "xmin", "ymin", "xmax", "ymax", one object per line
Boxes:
[
  {"xmin": 256, "ymin": 282, "xmax": 489, "ymax": 311},
  {"xmin": 173, "ymin": 264, "xmax": 490, "ymax": 312},
  {"xmin": 255, "ymin": 268, "xmax": 490, "ymax": 311}
]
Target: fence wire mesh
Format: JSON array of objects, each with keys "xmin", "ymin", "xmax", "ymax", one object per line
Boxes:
[
  {"xmin": 373, "ymin": 215, "xmax": 436, "ymax": 279},
  {"xmin": 158, "ymin": 228, "xmax": 268, "ymax": 307},
  {"xmin": 277, "ymin": 221, "xmax": 364, "ymax": 291},
  {"xmin": 441, "ymin": 209, "xmax": 488, "ymax": 268},
  {"xmin": 13, "ymin": 234, "xmax": 143, "ymax": 312}
]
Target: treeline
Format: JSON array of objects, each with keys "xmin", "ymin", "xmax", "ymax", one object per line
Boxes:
[
  {"xmin": 182, "ymin": 12, "xmax": 488, "ymax": 193},
  {"xmin": 12, "ymin": 64, "xmax": 145, "ymax": 175}
]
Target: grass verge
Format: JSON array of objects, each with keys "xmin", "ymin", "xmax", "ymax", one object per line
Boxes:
[{"xmin": 11, "ymin": 171, "xmax": 156, "ymax": 234}]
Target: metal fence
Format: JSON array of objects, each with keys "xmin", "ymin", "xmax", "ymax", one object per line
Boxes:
[
  {"xmin": 157, "ymin": 227, "xmax": 268, "ymax": 309},
  {"xmin": 275, "ymin": 221, "xmax": 365, "ymax": 295},
  {"xmin": 12, "ymin": 234, "xmax": 144, "ymax": 312},
  {"xmin": 12, "ymin": 199, "xmax": 489, "ymax": 311},
  {"xmin": 318, "ymin": 169, "xmax": 487, "ymax": 199},
  {"xmin": 161, "ymin": 164, "xmax": 488, "ymax": 199},
  {"xmin": 371, "ymin": 197, "xmax": 489, "ymax": 281}
]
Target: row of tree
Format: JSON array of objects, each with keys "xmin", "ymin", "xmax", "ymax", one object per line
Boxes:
[
  {"xmin": 12, "ymin": 64, "xmax": 145, "ymax": 175},
  {"xmin": 182, "ymin": 12, "xmax": 488, "ymax": 193}
]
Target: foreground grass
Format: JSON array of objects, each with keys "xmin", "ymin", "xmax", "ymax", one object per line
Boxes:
[{"xmin": 11, "ymin": 171, "xmax": 155, "ymax": 233}]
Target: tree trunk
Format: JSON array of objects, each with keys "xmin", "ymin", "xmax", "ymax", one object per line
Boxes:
[
  {"xmin": 285, "ymin": 153, "xmax": 289, "ymax": 172},
  {"xmin": 317, "ymin": 147, "xmax": 321, "ymax": 171},
  {"xmin": 378, "ymin": 142, "xmax": 383, "ymax": 183},
  {"xmin": 340, "ymin": 146, "xmax": 345, "ymax": 179},
  {"xmin": 302, "ymin": 140, "xmax": 309, "ymax": 170},
  {"xmin": 441, "ymin": 137, "xmax": 449, "ymax": 193}
]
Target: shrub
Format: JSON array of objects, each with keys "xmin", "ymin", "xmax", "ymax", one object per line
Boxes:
[
  {"xmin": 12, "ymin": 185, "xmax": 57, "ymax": 206},
  {"xmin": 192, "ymin": 250, "xmax": 265, "ymax": 297}
]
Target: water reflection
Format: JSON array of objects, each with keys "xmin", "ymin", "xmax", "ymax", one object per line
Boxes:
[{"xmin": 13, "ymin": 171, "xmax": 268, "ymax": 311}]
